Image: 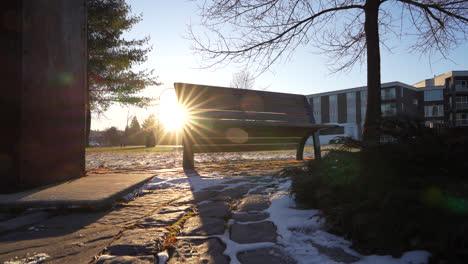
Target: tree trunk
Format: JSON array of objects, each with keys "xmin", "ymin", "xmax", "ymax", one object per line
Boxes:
[
  {"xmin": 86, "ymin": 98, "xmax": 91, "ymax": 147},
  {"xmin": 85, "ymin": 83, "xmax": 91, "ymax": 147},
  {"xmin": 362, "ymin": 0, "xmax": 382, "ymax": 145}
]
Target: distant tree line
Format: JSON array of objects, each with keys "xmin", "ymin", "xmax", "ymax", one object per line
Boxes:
[{"xmin": 95, "ymin": 114, "xmax": 182, "ymax": 147}]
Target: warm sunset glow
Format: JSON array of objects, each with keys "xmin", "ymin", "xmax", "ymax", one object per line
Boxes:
[{"xmin": 159, "ymin": 92, "xmax": 186, "ymax": 131}]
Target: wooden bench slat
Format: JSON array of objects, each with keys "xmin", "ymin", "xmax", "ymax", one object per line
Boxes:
[
  {"xmin": 189, "ymin": 119, "xmax": 329, "ymax": 129},
  {"xmin": 190, "ymin": 110, "xmax": 311, "ymax": 122},
  {"xmin": 190, "ymin": 136, "xmax": 303, "ymax": 145},
  {"xmin": 181, "ymin": 93, "xmax": 307, "ymax": 109},
  {"xmin": 192, "ymin": 143, "xmax": 299, "ymax": 153},
  {"xmin": 175, "ymin": 82, "xmax": 306, "ymax": 101},
  {"xmin": 187, "ymin": 102, "xmax": 309, "ymax": 115},
  {"xmin": 184, "ymin": 124, "xmax": 314, "ymax": 138}
]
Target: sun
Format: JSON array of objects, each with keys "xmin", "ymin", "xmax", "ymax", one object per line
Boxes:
[{"xmin": 159, "ymin": 92, "xmax": 186, "ymax": 131}]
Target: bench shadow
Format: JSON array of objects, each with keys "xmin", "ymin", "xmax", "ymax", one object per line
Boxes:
[{"xmin": 178, "ymin": 168, "xmax": 234, "ymax": 263}]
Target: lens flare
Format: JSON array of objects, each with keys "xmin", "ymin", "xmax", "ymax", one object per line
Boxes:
[{"xmin": 159, "ymin": 92, "xmax": 186, "ymax": 131}]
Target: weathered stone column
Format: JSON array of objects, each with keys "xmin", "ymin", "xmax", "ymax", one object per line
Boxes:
[{"xmin": 0, "ymin": 0, "xmax": 87, "ymax": 193}]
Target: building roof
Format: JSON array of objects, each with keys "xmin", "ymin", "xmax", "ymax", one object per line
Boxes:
[
  {"xmin": 307, "ymin": 70, "xmax": 468, "ymax": 98},
  {"xmin": 306, "ymin": 81, "xmax": 416, "ymax": 98},
  {"xmin": 413, "ymin": 71, "xmax": 468, "ymax": 87}
]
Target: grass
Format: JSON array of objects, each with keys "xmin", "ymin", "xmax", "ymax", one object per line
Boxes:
[
  {"xmin": 87, "ymin": 144, "xmax": 342, "ymax": 154},
  {"xmin": 86, "ymin": 145, "xmax": 182, "ymax": 152}
]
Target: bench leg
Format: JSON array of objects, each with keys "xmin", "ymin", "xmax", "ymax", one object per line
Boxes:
[
  {"xmin": 296, "ymin": 135, "xmax": 308, "ymax": 160},
  {"xmin": 182, "ymin": 130, "xmax": 194, "ymax": 170},
  {"xmin": 312, "ymin": 131, "xmax": 321, "ymax": 160}
]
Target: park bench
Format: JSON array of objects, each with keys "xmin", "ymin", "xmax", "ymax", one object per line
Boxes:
[{"xmin": 174, "ymin": 83, "xmax": 336, "ymax": 169}]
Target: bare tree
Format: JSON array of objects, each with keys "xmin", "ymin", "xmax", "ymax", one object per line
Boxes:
[
  {"xmin": 230, "ymin": 70, "xmax": 256, "ymax": 89},
  {"xmin": 189, "ymin": 0, "xmax": 468, "ymax": 143}
]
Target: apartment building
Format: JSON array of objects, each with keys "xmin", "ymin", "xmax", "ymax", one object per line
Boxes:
[
  {"xmin": 414, "ymin": 71, "xmax": 468, "ymax": 127},
  {"xmin": 307, "ymin": 71, "xmax": 468, "ymax": 139}
]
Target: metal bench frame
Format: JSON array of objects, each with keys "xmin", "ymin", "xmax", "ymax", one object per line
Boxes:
[{"xmin": 174, "ymin": 83, "xmax": 333, "ymax": 169}]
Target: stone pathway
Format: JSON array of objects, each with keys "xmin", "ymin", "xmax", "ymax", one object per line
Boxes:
[{"xmin": 0, "ymin": 158, "xmax": 363, "ymax": 264}]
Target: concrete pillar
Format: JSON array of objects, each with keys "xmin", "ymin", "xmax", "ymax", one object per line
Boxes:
[{"xmin": 0, "ymin": 0, "xmax": 87, "ymax": 193}]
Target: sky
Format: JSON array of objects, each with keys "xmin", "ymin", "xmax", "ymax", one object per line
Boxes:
[{"xmin": 92, "ymin": 0, "xmax": 468, "ymax": 131}]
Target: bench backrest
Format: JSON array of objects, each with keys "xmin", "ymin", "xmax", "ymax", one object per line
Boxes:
[
  {"xmin": 174, "ymin": 83, "xmax": 318, "ymax": 153},
  {"xmin": 174, "ymin": 83, "xmax": 315, "ymax": 124}
]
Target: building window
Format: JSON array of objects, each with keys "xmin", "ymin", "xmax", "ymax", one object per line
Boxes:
[
  {"xmin": 401, "ymin": 102, "xmax": 404, "ymax": 112},
  {"xmin": 346, "ymin": 92, "xmax": 356, "ymax": 123},
  {"xmin": 380, "ymin": 135, "xmax": 396, "ymax": 143},
  {"xmin": 424, "ymin": 90, "xmax": 443, "ymax": 101},
  {"xmin": 413, "ymin": 99, "xmax": 418, "ymax": 105},
  {"xmin": 424, "ymin": 105, "xmax": 444, "ymax": 117},
  {"xmin": 456, "ymin": 113, "xmax": 468, "ymax": 125},
  {"xmin": 381, "ymin": 103, "xmax": 397, "ymax": 117},
  {"xmin": 312, "ymin": 97, "xmax": 321, "ymax": 124},
  {"xmin": 329, "ymin": 95, "xmax": 338, "ymax": 123},
  {"xmin": 425, "ymin": 120, "xmax": 444, "ymax": 128},
  {"xmin": 381, "ymin": 88, "xmax": 396, "ymax": 100},
  {"xmin": 400, "ymin": 88, "xmax": 404, "ymax": 97},
  {"xmin": 361, "ymin": 90, "xmax": 367, "ymax": 122},
  {"xmin": 455, "ymin": 96, "xmax": 468, "ymax": 109},
  {"xmin": 455, "ymin": 80, "xmax": 468, "ymax": 91}
]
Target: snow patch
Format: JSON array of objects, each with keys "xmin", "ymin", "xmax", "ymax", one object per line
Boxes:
[
  {"xmin": 157, "ymin": 250, "xmax": 169, "ymax": 264},
  {"xmin": 4, "ymin": 253, "xmax": 50, "ymax": 264},
  {"xmin": 266, "ymin": 181, "xmax": 431, "ymax": 264}
]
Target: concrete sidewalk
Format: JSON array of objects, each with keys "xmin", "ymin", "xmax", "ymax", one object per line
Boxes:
[{"xmin": 0, "ymin": 172, "xmax": 155, "ymax": 210}]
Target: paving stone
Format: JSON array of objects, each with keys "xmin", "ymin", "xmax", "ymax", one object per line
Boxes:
[
  {"xmin": 198, "ymin": 201, "xmax": 230, "ymax": 218},
  {"xmin": 248, "ymin": 177, "xmax": 274, "ymax": 183},
  {"xmin": 0, "ymin": 212, "xmax": 50, "ymax": 233},
  {"xmin": 230, "ymin": 222, "xmax": 277, "ymax": 244},
  {"xmin": 192, "ymin": 190, "xmax": 221, "ymax": 203},
  {"xmin": 168, "ymin": 238, "xmax": 230, "ymax": 264},
  {"xmin": 97, "ymin": 255, "xmax": 155, "ymax": 264},
  {"xmin": 232, "ymin": 212, "xmax": 270, "ymax": 222},
  {"xmin": 248, "ymin": 187, "xmax": 276, "ymax": 195},
  {"xmin": 211, "ymin": 185, "xmax": 253, "ymax": 201},
  {"xmin": 173, "ymin": 193, "xmax": 196, "ymax": 204},
  {"xmin": 93, "ymin": 206, "xmax": 157, "ymax": 227},
  {"xmin": 136, "ymin": 211, "xmax": 186, "ymax": 227},
  {"xmin": 237, "ymin": 247, "xmax": 296, "ymax": 264},
  {"xmin": 106, "ymin": 228, "xmax": 168, "ymax": 256},
  {"xmin": 201, "ymin": 185, "xmax": 228, "ymax": 192},
  {"xmin": 0, "ymin": 213, "xmax": 11, "ymax": 222},
  {"xmin": 0, "ymin": 227, "xmax": 119, "ymax": 263},
  {"xmin": 159, "ymin": 205, "xmax": 192, "ymax": 214},
  {"xmin": 235, "ymin": 195, "xmax": 270, "ymax": 212},
  {"xmin": 127, "ymin": 190, "xmax": 183, "ymax": 206},
  {"xmin": 39, "ymin": 211, "xmax": 108, "ymax": 229},
  {"xmin": 223, "ymin": 178, "xmax": 247, "ymax": 184},
  {"xmin": 182, "ymin": 216, "xmax": 225, "ymax": 236},
  {"xmin": 134, "ymin": 204, "xmax": 192, "ymax": 228},
  {"xmin": 310, "ymin": 241, "xmax": 360, "ymax": 263}
]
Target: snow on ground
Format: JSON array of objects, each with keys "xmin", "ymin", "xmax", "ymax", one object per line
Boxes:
[
  {"xmin": 143, "ymin": 171, "xmax": 230, "ymax": 192},
  {"xmin": 266, "ymin": 183, "xmax": 431, "ymax": 264},
  {"xmin": 142, "ymin": 170, "xmax": 430, "ymax": 264},
  {"xmin": 4, "ymin": 253, "xmax": 50, "ymax": 264},
  {"xmin": 86, "ymin": 150, "xmax": 314, "ymax": 171},
  {"xmin": 88, "ymin": 150, "xmax": 430, "ymax": 264}
]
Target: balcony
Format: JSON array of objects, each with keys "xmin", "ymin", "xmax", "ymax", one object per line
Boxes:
[
  {"xmin": 381, "ymin": 94, "xmax": 396, "ymax": 101},
  {"xmin": 455, "ymin": 103, "xmax": 468, "ymax": 110},
  {"xmin": 455, "ymin": 85, "xmax": 468, "ymax": 92},
  {"xmin": 455, "ymin": 119, "xmax": 468, "ymax": 126},
  {"xmin": 382, "ymin": 109, "xmax": 397, "ymax": 117}
]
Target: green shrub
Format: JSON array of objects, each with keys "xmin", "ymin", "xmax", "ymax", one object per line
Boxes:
[{"xmin": 286, "ymin": 131, "xmax": 468, "ymax": 262}]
